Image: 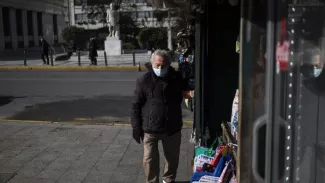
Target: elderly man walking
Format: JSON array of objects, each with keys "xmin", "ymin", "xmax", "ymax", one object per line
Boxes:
[{"xmin": 131, "ymin": 49, "xmax": 186, "ymax": 183}]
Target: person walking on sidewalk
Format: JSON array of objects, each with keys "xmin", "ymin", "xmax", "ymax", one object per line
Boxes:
[
  {"xmin": 88, "ymin": 37, "xmax": 98, "ymax": 65},
  {"xmin": 40, "ymin": 37, "xmax": 51, "ymax": 65},
  {"xmin": 131, "ymin": 49, "xmax": 188, "ymax": 183}
]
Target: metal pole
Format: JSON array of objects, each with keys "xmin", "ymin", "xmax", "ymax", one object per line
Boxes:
[
  {"xmin": 194, "ymin": 11, "xmax": 202, "ymax": 145},
  {"xmin": 78, "ymin": 49, "xmax": 81, "ymax": 66},
  {"xmin": 132, "ymin": 50, "xmax": 136, "ymax": 66},
  {"xmin": 50, "ymin": 50, "xmax": 54, "ymax": 66},
  {"xmin": 46, "ymin": 53, "xmax": 50, "ymax": 65},
  {"xmin": 104, "ymin": 51, "xmax": 108, "ymax": 66},
  {"xmin": 23, "ymin": 48, "xmax": 27, "ymax": 66},
  {"xmin": 138, "ymin": 62, "xmax": 141, "ymax": 72}
]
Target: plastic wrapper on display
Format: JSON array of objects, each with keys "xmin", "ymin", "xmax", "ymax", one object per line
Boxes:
[
  {"xmin": 190, "ymin": 130, "xmax": 237, "ymax": 183},
  {"xmin": 231, "ymin": 90, "xmax": 239, "ymax": 140}
]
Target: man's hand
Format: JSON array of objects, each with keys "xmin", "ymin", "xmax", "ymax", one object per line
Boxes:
[{"xmin": 132, "ymin": 128, "xmax": 144, "ymax": 144}]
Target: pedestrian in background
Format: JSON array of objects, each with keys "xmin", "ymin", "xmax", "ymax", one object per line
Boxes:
[
  {"xmin": 88, "ymin": 37, "xmax": 98, "ymax": 65},
  {"xmin": 131, "ymin": 49, "xmax": 188, "ymax": 183},
  {"xmin": 72, "ymin": 40, "xmax": 77, "ymax": 53},
  {"xmin": 40, "ymin": 37, "xmax": 50, "ymax": 65}
]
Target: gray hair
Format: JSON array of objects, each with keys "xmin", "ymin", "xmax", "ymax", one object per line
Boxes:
[
  {"xmin": 303, "ymin": 47, "xmax": 323, "ymax": 64},
  {"xmin": 151, "ymin": 49, "xmax": 171, "ymax": 65}
]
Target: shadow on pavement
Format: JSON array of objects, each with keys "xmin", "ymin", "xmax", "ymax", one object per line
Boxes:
[
  {"xmin": 0, "ymin": 47, "xmax": 66, "ymax": 62},
  {"xmin": 7, "ymin": 95, "xmax": 193, "ymax": 123},
  {"xmin": 0, "ymin": 96, "xmax": 26, "ymax": 107}
]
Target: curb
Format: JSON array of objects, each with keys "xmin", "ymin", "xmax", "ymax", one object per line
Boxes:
[
  {"xmin": 0, "ymin": 65, "xmax": 148, "ymax": 71},
  {"xmin": 0, "ymin": 65, "xmax": 179, "ymax": 71},
  {"xmin": 0, "ymin": 119, "xmax": 53, "ymax": 123},
  {"xmin": 73, "ymin": 118, "xmax": 193, "ymax": 124},
  {"xmin": 0, "ymin": 119, "xmax": 193, "ymax": 128}
]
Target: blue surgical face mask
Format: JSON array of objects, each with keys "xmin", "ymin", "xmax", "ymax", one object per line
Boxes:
[
  {"xmin": 153, "ymin": 68, "xmax": 168, "ymax": 77},
  {"xmin": 314, "ymin": 68, "xmax": 323, "ymax": 77}
]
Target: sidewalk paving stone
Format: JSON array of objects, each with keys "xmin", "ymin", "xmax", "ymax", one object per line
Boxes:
[{"xmin": 0, "ymin": 122, "xmax": 193, "ymax": 183}]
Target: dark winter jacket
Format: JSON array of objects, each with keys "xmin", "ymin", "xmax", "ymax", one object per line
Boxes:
[
  {"xmin": 131, "ymin": 67, "xmax": 186, "ymax": 136},
  {"xmin": 41, "ymin": 40, "xmax": 49, "ymax": 54},
  {"xmin": 88, "ymin": 39, "xmax": 98, "ymax": 58}
]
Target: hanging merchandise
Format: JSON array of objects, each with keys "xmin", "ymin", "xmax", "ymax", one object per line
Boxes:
[
  {"xmin": 214, "ymin": 152, "xmax": 231, "ymax": 177},
  {"xmin": 190, "ymin": 135, "xmax": 237, "ymax": 183},
  {"xmin": 179, "ymin": 61, "xmax": 195, "ymax": 90},
  {"xmin": 276, "ymin": 19, "xmax": 290, "ymax": 71},
  {"xmin": 227, "ymin": 162, "xmax": 237, "ymax": 183},
  {"xmin": 236, "ymin": 35, "xmax": 240, "ymax": 53},
  {"xmin": 231, "ymin": 111, "xmax": 238, "ymax": 139},
  {"xmin": 176, "ymin": 26, "xmax": 195, "ymax": 59},
  {"xmin": 194, "ymin": 138, "xmax": 218, "ymax": 157},
  {"xmin": 211, "ymin": 146, "xmax": 226, "ymax": 166},
  {"xmin": 202, "ymin": 163, "xmax": 215, "ymax": 173},
  {"xmin": 190, "ymin": 128, "xmax": 197, "ymax": 144},
  {"xmin": 229, "ymin": 174, "xmax": 237, "ymax": 183},
  {"xmin": 197, "ymin": 175, "xmax": 220, "ymax": 182},
  {"xmin": 194, "ymin": 154, "xmax": 215, "ymax": 170},
  {"xmin": 276, "ymin": 40, "xmax": 290, "ymax": 71},
  {"xmin": 218, "ymin": 160, "xmax": 231, "ymax": 183},
  {"xmin": 230, "ymin": 90, "xmax": 239, "ymax": 123},
  {"xmin": 230, "ymin": 89, "xmax": 239, "ymax": 140},
  {"xmin": 179, "ymin": 54, "xmax": 184, "ymax": 63}
]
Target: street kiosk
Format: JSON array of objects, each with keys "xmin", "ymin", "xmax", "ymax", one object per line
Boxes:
[{"xmin": 147, "ymin": 0, "xmax": 325, "ymax": 182}]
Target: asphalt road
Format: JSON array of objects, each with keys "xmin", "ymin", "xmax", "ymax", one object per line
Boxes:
[{"xmin": 0, "ymin": 71, "xmax": 193, "ymax": 124}]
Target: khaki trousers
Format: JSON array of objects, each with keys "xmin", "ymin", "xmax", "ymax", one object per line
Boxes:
[{"xmin": 143, "ymin": 131, "xmax": 182, "ymax": 183}]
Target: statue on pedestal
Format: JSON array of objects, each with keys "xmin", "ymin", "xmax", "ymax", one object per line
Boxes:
[{"xmin": 106, "ymin": 3, "xmax": 120, "ymax": 37}]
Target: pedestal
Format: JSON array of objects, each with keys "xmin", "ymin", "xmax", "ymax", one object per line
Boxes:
[{"xmin": 104, "ymin": 37, "xmax": 122, "ymax": 56}]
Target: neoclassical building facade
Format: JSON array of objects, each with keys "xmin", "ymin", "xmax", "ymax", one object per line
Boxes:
[{"xmin": 0, "ymin": 0, "xmax": 68, "ymax": 51}]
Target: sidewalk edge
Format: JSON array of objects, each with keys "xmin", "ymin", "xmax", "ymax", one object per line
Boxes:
[
  {"xmin": 0, "ymin": 119, "xmax": 192, "ymax": 128},
  {"xmin": 0, "ymin": 65, "xmax": 146, "ymax": 71},
  {"xmin": 0, "ymin": 65, "xmax": 179, "ymax": 71}
]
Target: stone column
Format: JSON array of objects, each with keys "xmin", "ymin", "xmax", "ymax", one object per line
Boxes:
[
  {"xmin": 70, "ymin": 0, "xmax": 75, "ymax": 25},
  {"xmin": 42, "ymin": 13, "xmax": 54, "ymax": 44},
  {"xmin": 167, "ymin": 26, "xmax": 173, "ymax": 50},
  {"xmin": 57, "ymin": 15, "xmax": 67, "ymax": 43},
  {"xmin": 0, "ymin": 7, "xmax": 5, "ymax": 51},
  {"xmin": 22, "ymin": 10, "xmax": 28, "ymax": 48},
  {"xmin": 9, "ymin": 8, "xmax": 18, "ymax": 50},
  {"xmin": 32, "ymin": 11, "xmax": 39, "ymax": 46},
  {"xmin": 167, "ymin": 11, "xmax": 172, "ymax": 50}
]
